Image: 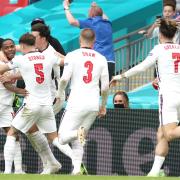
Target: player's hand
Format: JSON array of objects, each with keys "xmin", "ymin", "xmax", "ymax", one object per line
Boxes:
[
  {"xmin": 18, "ymin": 89, "xmax": 29, "ymax": 97},
  {"xmin": 97, "ymin": 106, "xmax": 106, "ymax": 119},
  {"xmin": 0, "ymin": 73, "xmax": 14, "ymax": 83},
  {"xmin": 152, "ymin": 78, "xmax": 159, "ymax": 90},
  {"xmin": 110, "ymin": 74, "xmax": 123, "ymax": 87}
]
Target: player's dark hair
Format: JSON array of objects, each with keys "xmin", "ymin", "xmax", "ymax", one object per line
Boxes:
[
  {"xmin": 19, "ymin": 33, "xmax": 35, "ymax": 46},
  {"xmin": 159, "ymin": 19, "xmax": 177, "ymax": 39},
  {"xmin": 1, "ymin": 38, "xmax": 15, "ymax": 46},
  {"xmin": 31, "ymin": 23, "xmax": 50, "ymax": 41}
]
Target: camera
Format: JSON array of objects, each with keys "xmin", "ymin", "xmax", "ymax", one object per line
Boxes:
[{"xmin": 156, "ymin": 15, "xmax": 162, "ymax": 19}]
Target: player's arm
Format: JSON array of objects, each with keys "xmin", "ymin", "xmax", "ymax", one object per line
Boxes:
[
  {"xmin": 54, "ymin": 51, "xmax": 65, "ymax": 66},
  {"xmin": 57, "ymin": 54, "xmax": 72, "ymax": 100},
  {"xmin": 3, "ymin": 83, "xmax": 28, "ymax": 96},
  {"xmin": 0, "ymin": 63, "xmax": 10, "ymax": 75},
  {"xmin": 111, "ymin": 48, "xmax": 158, "ymax": 84},
  {"xmin": 98, "ymin": 61, "xmax": 109, "ymax": 118},
  {"xmin": 63, "ymin": 0, "xmax": 80, "ymax": 27},
  {"xmin": 0, "ymin": 71, "xmax": 22, "ymax": 84}
]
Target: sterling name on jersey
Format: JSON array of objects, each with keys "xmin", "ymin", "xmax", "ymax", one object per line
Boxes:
[
  {"xmin": 63, "ymin": 48, "xmax": 109, "ymax": 111},
  {"xmin": 8, "ymin": 51, "xmax": 60, "ymax": 105}
]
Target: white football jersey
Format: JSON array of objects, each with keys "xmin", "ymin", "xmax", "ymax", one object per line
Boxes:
[
  {"xmin": 42, "ymin": 44, "xmax": 60, "ymax": 101},
  {"xmin": 0, "ymin": 61, "xmax": 17, "ymax": 106},
  {"xmin": 62, "ymin": 48, "xmax": 109, "ymax": 111},
  {"xmin": 8, "ymin": 51, "xmax": 60, "ymax": 105}
]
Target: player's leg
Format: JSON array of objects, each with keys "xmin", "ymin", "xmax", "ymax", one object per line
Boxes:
[
  {"xmin": 4, "ymin": 126, "xmax": 18, "ymax": 174},
  {"xmin": 26, "ymin": 124, "xmax": 60, "ymax": 174},
  {"xmin": 37, "ymin": 106, "xmax": 74, "ymax": 173},
  {"xmin": 1, "ymin": 105, "xmax": 24, "ymax": 174},
  {"xmin": 62, "ymin": 111, "xmax": 97, "ymax": 175},
  {"xmin": 147, "ymin": 127, "xmax": 168, "ymax": 177}
]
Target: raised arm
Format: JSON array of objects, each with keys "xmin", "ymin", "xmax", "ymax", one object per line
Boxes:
[{"xmin": 63, "ymin": 0, "xmax": 80, "ymax": 27}]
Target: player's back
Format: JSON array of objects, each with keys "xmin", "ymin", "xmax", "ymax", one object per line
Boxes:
[
  {"xmin": 66, "ymin": 48, "xmax": 108, "ymax": 111},
  {"xmin": 157, "ymin": 43, "xmax": 180, "ymax": 93},
  {"xmin": 11, "ymin": 51, "xmax": 58, "ymax": 105}
]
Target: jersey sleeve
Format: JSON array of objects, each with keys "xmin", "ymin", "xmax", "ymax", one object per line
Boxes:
[
  {"xmin": 124, "ymin": 45, "xmax": 159, "ymax": 78},
  {"xmin": 60, "ymin": 53, "xmax": 73, "ymax": 81}
]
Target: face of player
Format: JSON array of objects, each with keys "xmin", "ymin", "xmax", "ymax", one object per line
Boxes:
[
  {"xmin": 113, "ymin": 94, "xmax": 128, "ymax": 108},
  {"xmin": 163, "ymin": 5, "xmax": 175, "ymax": 19},
  {"xmin": 1, "ymin": 40, "xmax": 16, "ymax": 61},
  {"xmin": 31, "ymin": 31, "xmax": 44, "ymax": 50}
]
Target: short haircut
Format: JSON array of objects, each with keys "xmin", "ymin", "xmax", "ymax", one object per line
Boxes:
[
  {"xmin": 19, "ymin": 33, "xmax": 36, "ymax": 46},
  {"xmin": 31, "ymin": 23, "xmax": 50, "ymax": 40},
  {"xmin": 80, "ymin": 28, "xmax": 95, "ymax": 43},
  {"xmin": 1, "ymin": 38, "xmax": 15, "ymax": 47},
  {"xmin": 159, "ymin": 19, "xmax": 177, "ymax": 39}
]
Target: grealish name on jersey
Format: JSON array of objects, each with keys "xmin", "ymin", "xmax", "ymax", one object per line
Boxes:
[
  {"xmin": 28, "ymin": 55, "xmax": 45, "ymax": 61},
  {"xmin": 164, "ymin": 44, "xmax": 180, "ymax": 50}
]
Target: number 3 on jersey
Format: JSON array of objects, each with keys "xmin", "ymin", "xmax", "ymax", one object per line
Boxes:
[
  {"xmin": 172, "ymin": 53, "xmax": 180, "ymax": 73},
  {"xmin": 34, "ymin": 63, "xmax": 44, "ymax": 84},
  {"xmin": 83, "ymin": 61, "xmax": 93, "ymax": 83}
]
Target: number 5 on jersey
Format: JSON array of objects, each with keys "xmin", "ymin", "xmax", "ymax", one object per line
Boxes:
[{"xmin": 34, "ymin": 63, "xmax": 44, "ymax": 84}]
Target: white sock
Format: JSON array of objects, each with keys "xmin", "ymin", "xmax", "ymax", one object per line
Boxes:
[
  {"xmin": 149, "ymin": 155, "xmax": 165, "ymax": 174},
  {"xmin": 52, "ymin": 137, "xmax": 74, "ymax": 160},
  {"xmin": 4, "ymin": 136, "xmax": 16, "ymax": 173},
  {"xmin": 26, "ymin": 131, "xmax": 58, "ymax": 167},
  {"xmin": 71, "ymin": 140, "xmax": 83, "ymax": 173},
  {"xmin": 59, "ymin": 130, "xmax": 77, "ymax": 145},
  {"xmin": 14, "ymin": 141, "xmax": 23, "ymax": 173}
]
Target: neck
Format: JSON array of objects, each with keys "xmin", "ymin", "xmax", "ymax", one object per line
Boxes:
[
  {"xmin": 39, "ymin": 41, "xmax": 49, "ymax": 51},
  {"xmin": 160, "ymin": 38, "xmax": 173, "ymax": 44},
  {"xmin": 23, "ymin": 47, "xmax": 36, "ymax": 54}
]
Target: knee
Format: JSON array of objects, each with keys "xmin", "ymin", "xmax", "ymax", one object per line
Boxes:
[{"xmin": 165, "ymin": 130, "xmax": 174, "ymax": 142}]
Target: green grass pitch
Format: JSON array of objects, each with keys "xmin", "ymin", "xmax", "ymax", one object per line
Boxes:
[{"xmin": 0, "ymin": 174, "xmax": 178, "ymax": 180}]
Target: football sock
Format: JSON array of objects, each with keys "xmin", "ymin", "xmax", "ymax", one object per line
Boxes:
[{"xmin": 14, "ymin": 141, "xmax": 23, "ymax": 173}]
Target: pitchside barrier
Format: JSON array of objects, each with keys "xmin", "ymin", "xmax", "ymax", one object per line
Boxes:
[{"xmin": 0, "ymin": 109, "xmax": 180, "ymax": 176}]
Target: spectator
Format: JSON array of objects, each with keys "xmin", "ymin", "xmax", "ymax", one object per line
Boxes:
[
  {"xmin": 146, "ymin": 3, "xmax": 179, "ymax": 44},
  {"xmin": 63, "ymin": 0, "xmax": 115, "ymax": 81},
  {"xmin": 113, "ymin": 91, "xmax": 129, "ymax": 108}
]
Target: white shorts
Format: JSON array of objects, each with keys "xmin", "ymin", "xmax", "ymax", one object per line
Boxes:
[
  {"xmin": 0, "ymin": 104, "xmax": 13, "ymax": 128},
  {"xmin": 58, "ymin": 109, "xmax": 98, "ymax": 135},
  {"xmin": 159, "ymin": 92, "xmax": 180, "ymax": 126},
  {"xmin": 12, "ymin": 103, "xmax": 57, "ymax": 134}
]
